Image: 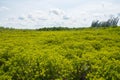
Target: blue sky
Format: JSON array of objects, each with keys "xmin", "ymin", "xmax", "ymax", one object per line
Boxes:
[{"xmin": 0, "ymin": 0, "xmax": 120, "ymax": 29}]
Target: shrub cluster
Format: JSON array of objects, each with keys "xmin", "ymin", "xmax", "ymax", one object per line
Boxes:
[
  {"xmin": 91, "ymin": 17, "xmax": 119, "ymax": 27},
  {"xmin": 0, "ymin": 27, "xmax": 120, "ymax": 80}
]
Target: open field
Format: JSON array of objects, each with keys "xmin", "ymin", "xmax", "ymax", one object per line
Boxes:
[{"xmin": 0, "ymin": 27, "xmax": 120, "ymax": 80}]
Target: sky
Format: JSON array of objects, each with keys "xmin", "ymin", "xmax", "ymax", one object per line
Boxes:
[{"xmin": 0, "ymin": 0, "xmax": 120, "ymax": 29}]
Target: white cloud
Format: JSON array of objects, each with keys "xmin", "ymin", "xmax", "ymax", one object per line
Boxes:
[
  {"xmin": 117, "ymin": 13, "xmax": 120, "ymax": 16},
  {"xmin": 0, "ymin": 6, "xmax": 9, "ymax": 12},
  {"xmin": 4, "ymin": 9, "xmax": 71, "ymax": 28},
  {"xmin": 18, "ymin": 16, "xmax": 25, "ymax": 20},
  {"xmin": 62, "ymin": 15, "xmax": 70, "ymax": 20},
  {"xmin": 49, "ymin": 9, "xmax": 65, "ymax": 16},
  {"xmin": 66, "ymin": 1, "xmax": 120, "ymax": 26},
  {"xmin": 0, "ymin": 0, "xmax": 120, "ymax": 29}
]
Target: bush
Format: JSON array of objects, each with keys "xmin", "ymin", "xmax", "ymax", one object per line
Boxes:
[{"xmin": 91, "ymin": 17, "xmax": 119, "ymax": 27}]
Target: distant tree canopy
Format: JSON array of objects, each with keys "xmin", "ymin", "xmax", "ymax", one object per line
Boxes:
[
  {"xmin": 91, "ymin": 17, "xmax": 119, "ymax": 27},
  {"xmin": 37, "ymin": 27, "xmax": 85, "ymax": 31},
  {"xmin": 37, "ymin": 27, "xmax": 71, "ymax": 31},
  {"xmin": 0, "ymin": 26, "xmax": 5, "ymax": 29},
  {"xmin": 0, "ymin": 26, "xmax": 15, "ymax": 30}
]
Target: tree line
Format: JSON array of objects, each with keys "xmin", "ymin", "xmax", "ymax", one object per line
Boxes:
[{"xmin": 91, "ymin": 17, "xmax": 119, "ymax": 27}]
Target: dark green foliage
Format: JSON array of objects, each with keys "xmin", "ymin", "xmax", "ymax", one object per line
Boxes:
[
  {"xmin": 37, "ymin": 27, "xmax": 70, "ymax": 31},
  {"xmin": 91, "ymin": 17, "xmax": 119, "ymax": 27},
  {"xmin": 37, "ymin": 27, "xmax": 87, "ymax": 31}
]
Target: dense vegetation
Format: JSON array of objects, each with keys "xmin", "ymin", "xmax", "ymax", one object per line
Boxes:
[
  {"xmin": 37, "ymin": 27, "xmax": 87, "ymax": 31},
  {"xmin": 0, "ymin": 27, "xmax": 120, "ymax": 80},
  {"xmin": 91, "ymin": 17, "xmax": 119, "ymax": 27}
]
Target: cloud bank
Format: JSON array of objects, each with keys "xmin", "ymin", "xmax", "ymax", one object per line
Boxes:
[{"xmin": 0, "ymin": 0, "xmax": 120, "ymax": 29}]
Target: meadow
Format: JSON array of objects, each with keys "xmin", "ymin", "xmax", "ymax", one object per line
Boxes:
[{"xmin": 0, "ymin": 27, "xmax": 120, "ymax": 80}]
